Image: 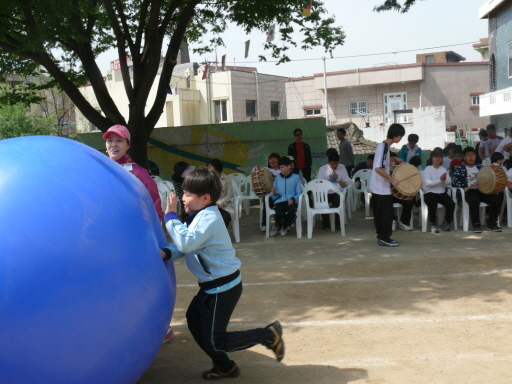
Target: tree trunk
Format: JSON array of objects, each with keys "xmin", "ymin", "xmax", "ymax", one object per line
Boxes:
[{"xmin": 127, "ymin": 117, "xmax": 152, "ymax": 170}]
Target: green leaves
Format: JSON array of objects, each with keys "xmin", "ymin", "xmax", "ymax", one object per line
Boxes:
[
  {"xmin": 0, "ymin": 102, "xmax": 57, "ymax": 139},
  {"xmin": 373, "ymin": 0, "xmax": 420, "ymax": 13}
]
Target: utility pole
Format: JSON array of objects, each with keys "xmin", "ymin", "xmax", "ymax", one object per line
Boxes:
[{"xmin": 323, "ymin": 57, "xmax": 330, "ymax": 126}]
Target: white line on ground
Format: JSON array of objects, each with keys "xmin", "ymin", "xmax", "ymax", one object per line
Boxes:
[
  {"xmin": 176, "ymin": 268, "xmax": 512, "ymax": 288},
  {"xmin": 169, "ymin": 312, "xmax": 512, "ymax": 328}
]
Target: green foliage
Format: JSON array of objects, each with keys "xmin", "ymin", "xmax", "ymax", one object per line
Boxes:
[
  {"xmin": 0, "ymin": 103, "xmax": 56, "ymax": 139},
  {"xmin": 374, "ymin": 0, "xmax": 420, "ymax": 13}
]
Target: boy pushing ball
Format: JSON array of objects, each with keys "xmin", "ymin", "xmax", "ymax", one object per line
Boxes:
[{"xmin": 160, "ymin": 168, "xmax": 284, "ymax": 380}]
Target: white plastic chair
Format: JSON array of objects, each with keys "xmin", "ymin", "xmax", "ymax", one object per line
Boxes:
[
  {"xmin": 264, "ymin": 182, "xmax": 305, "ymax": 238},
  {"xmin": 351, "ymin": 169, "xmax": 372, "ymax": 213},
  {"xmin": 231, "ymin": 195, "xmax": 241, "ymax": 243},
  {"xmin": 238, "ymin": 176, "xmax": 264, "ymax": 220},
  {"xmin": 156, "ymin": 181, "xmax": 172, "ymax": 212},
  {"xmin": 506, "ymin": 188, "xmax": 512, "ymax": 228},
  {"xmin": 297, "ymin": 179, "xmax": 346, "ymax": 238},
  {"xmin": 418, "ymin": 189, "xmax": 458, "ymax": 232},
  {"xmin": 451, "ymin": 187, "xmax": 491, "ymax": 231},
  {"xmin": 228, "ymin": 173, "xmax": 246, "ymax": 188},
  {"xmin": 392, "ymin": 201, "xmax": 414, "ymax": 229}
]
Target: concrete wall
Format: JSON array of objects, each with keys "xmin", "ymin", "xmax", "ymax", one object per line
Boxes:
[
  {"xmin": 421, "ymin": 63, "xmax": 490, "ymax": 128},
  {"xmin": 75, "ymin": 118, "xmax": 328, "ymax": 178},
  {"xmin": 359, "ymin": 106, "xmax": 447, "ymax": 151}
]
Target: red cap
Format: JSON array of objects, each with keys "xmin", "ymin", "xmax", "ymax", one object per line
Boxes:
[{"xmin": 103, "ymin": 125, "xmax": 131, "ymax": 141}]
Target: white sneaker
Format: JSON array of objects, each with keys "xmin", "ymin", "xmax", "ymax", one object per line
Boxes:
[
  {"xmin": 261, "ymin": 226, "xmax": 266, "ymax": 232},
  {"xmin": 280, "ymin": 227, "xmax": 290, "ymax": 236},
  {"xmin": 398, "ymin": 221, "xmax": 412, "ymax": 231},
  {"xmin": 392, "ymin": 220, "xmax": 396, "ymax": 231},
  {"xmin": 269, "ymin": 225, "xmax": 280, "ymax": 237}
]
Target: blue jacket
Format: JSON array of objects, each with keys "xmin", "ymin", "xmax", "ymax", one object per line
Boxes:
[
  {"xmin": 163, "ymin": 206, "xmax": 241, "ymax": 293},
  {"xmin": 399, "ymin": 144, "xmax": 422, "ymax": 163},
  {"xmin": 272, "ymin": 172, "xmax": 302, "ymax": 204}
]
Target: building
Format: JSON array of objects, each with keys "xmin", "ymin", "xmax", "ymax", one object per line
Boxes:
[
  {"xmin": 478, "ymin": 0, "xmax": 512, "ymax": 134},
  {"xmin": 286, "ymin": 51, "xmax": 490, "ymax": 149},
  {"xmin": 75, "ymin": 54, "xmax": 287, "ymax": 133}
]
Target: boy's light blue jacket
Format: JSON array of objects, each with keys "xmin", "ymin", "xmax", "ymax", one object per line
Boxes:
[
  {"xmin": 272, "ymin": 172, "xmax": 302, "ymax": 204},
  {"xmin": 163, "ymin": 206, "xmax": 241, "ymax": 293}
]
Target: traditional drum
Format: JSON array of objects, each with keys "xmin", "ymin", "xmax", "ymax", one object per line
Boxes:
[
  {"xmin": 477, "ymin": 166, "xmax": 507, "ymax": 194},
  {"xmin": 251, "ymin": 167, "xmax": 274, "ymax": 197},
  {"xmin": 390, "ymin": 163, "xmax": 422, "ymax": 200}
]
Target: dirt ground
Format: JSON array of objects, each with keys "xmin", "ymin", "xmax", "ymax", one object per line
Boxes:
[{"xmin": 137, "ymin": 207, "xmax": 512, "ymax": 384}]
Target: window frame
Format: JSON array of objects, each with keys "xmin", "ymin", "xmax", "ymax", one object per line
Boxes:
[
  {"xmin": 214, "ymin": 99, "xmax": 228, "ymax": 123},
  {"xmin": 349, "ymin": 101, "xmax": 367, "ymax": 116},
  {"xmin": 471, "ymin": 95, "xmax": 480, "ymax": 106},
  {"xmin": 305, "ymin": 108, "xmax": 321, "ymax": 117},
  {"xmin": 245, "ymin": 100, "xmax": 257, "ymax": 118},
  {"xmin": 270, "ymin": 101, "xmax": 280, "ymax": 118}
]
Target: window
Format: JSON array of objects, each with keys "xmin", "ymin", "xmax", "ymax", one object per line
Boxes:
[
  {"xmin": 270, "ymin": 101, "xmax": 280, "ymax": 118},
  {"xmin": 471, "ymin": 95, "xmax": 480, "ymax": 106},
  {"xmin": 305, "ymin": 109, "xmax": 321, "ymax": 116},
  {"xmin": 214, "ymin": 100, "xmax": 227, "ymax": 123},
  {"xmin": 246, "ymin": 100, "xmax": 257, "ymax": 118},
  {"xmin": 509, "ymin": 42, "xmax": 512, "ymax": 77},
  {"xmin": 349, "ymin": 101, "xmax": 367, "ymax": 116},
  {"xmin": 426, "ymin": 55, "xmax": 435, "ymax": 64}
]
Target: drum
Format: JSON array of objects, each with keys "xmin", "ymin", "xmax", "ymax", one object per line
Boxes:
[
  {"xmin": 390, "ymin": 163, "xmax": 422, "ymax": 200},
  {"xmin": 477, "ymin": 166, "xmax": 507, "ymax": 194},
  {"xmin": 251, "ymin": 167, "xmax": 274, "ymax": 197}
]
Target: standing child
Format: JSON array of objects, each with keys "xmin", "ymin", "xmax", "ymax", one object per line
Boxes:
[
  {"xmin": 370, "ymin": 123, "xmax": 406, "ymax": 247},
  {"xmin": 161, "ymin": 168, "xmax": 284, "ymax": 380},
  {"xmin": 399, "ymin": 134, "xmax": 422, "ymax": 164},
  {"xmin": 269, "ymin": 156, "xmax": 302, "ymax": 237}
]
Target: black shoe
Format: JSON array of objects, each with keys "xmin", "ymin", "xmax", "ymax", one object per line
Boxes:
[
  {"xmin": 473, "ymin": 224, "xmax": 482, "ymax": 233},
  {"xmin": 263, "ymin": 321, "xmax": 285, "ymax": 362},
  {"xmin": 202, "ymin": 364, "xmax": 240, "ymax": 380},
  {"xmin": 442, "ymin": 221, "xmax": 451, "ymax": 231},
  {"xmin": 378, "ymin": 239, "xmax": 399, "ymax": 247},
  {"xmin": 430, "ymin": 224, "xmax": 439, "ymax": 233},
  {"xmin": 486, "ymin": 223, "xmax": 502, "ymax": 232}
]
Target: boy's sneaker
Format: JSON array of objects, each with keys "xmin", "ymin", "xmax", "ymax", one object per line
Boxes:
[
  {"xmin": 378, "ymin": 239, "xmax": 399, "ymax": 247},
  {"xmin": 398, "ymin": 221, "xmax": 412, "ymax": 231},
  {"xmin": 202, "ymin": 364, "xmax": 240, "ymax": 380},
  {"xmin": 280, "ymin": 227, "xmax": 290, "ymax": 236},
  {"xmin": 269, "ymin": 225, "xmax": 280, "ymax": 237},
  {"xmin": 260, "ymin": 226, "xmax": 266, "ymax": 232},
  {"xmin": 162, "ymin": 327, "xmax": 174, "ymax": 343},
  {"xmin": 473, "ymin": 224, "xmax": 482, "ymax": 233},
  {"xmin": 442, "ymin": 221, "xmax": 451, "ymax": 231},
  {"xmin": 263, "ymin": 321, "xmax": 285, "ymax": 362},
  {"xmin": 391, "ymin": 220, "xmax": 397, "ymax": 231},
  {"xmin": 430, "ymin": 224, "xmax": 439, "ymax": 233},
  {"xmin": 486, "ymin": 223, "xmax": 503, "ymax": 232}
]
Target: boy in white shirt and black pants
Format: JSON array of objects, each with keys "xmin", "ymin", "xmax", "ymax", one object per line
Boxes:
[{"xmin": 370, "ymin": 124, "xmax": 406, "ymax": 247}]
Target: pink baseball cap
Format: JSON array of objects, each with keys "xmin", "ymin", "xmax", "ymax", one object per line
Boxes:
[{"xmin": 103, "ymin": 125, "xmax": 131, "ymax": 141}]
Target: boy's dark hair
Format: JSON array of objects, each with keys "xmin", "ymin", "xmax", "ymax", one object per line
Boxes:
[
  {"xmin": 182, "ymin": 167, "xmax": 221, "ymax": 203},
  {"xmin": 443, "ymin": 143, "xmax": 457, "ymax": 155},
  {"xmin": 328, "ymin": 152, "xmax": 340, "ymax": 162},
  {"xmin": 326, "ymin": 148, "xmax": 338, "ymax": 157},
  {"xmin": 367, "ymin": 154, "xmax": 375, "ymax": 160},
  {"xmin": 479, "ymin": 129, "xmax": 488, "ymax": 138},
  {"xmin": 453, "ymin": 147, "xmax": 463, "ymax": 156},
  {"xmin": 386, "ymin": 124, "xmax": 406, "ymax": 139},
  {"xmin": 462, "ymin": 147, "xmax": 476, "ymax": 156},
  {"xmin": 491, "ymin": 152, "xmax": 504, "ymax": 163},
  {"xmin": 293, "ymin": 128, "xmax": 302, "ymax": 136},
  {"xmin": 337, "ymin": 128, "xmax": 346, "ymax": 135},
  {"xmin": 278, "ymin": 156, "xmax": 292, "ymax": 166},
  {"xmin": 173, "ymin": 161, "xmax": 190, "ymax": 176},
  {"xmin": 486, "ymin": 124, "xmax": 496, "ymax": 131},
  {"xmin": 408, "ymin": 134, "xmax": 419, "ymax": 144},
  {"xmin": 430, "ymin": 148, "xmax": 444, "ymax": 158},
  {"xmin": 207, "ymin": 158, "xmax": 223, "ymax": 173},
  {"xmin": 409, "ymin": 155, "xmax": 422, "ymax": 167},
  {"xmin": 390, "ymin": 151, "xmax": 399, "ymax": 158}
]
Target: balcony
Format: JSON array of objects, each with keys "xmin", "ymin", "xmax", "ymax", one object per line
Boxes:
[
  {"xmin": 479, "ymin": 0, "xmax": 507, "ymax": 19},
  {"xmin": 479, "ymin": 86, "xmax": 512, "ymax": 117}
]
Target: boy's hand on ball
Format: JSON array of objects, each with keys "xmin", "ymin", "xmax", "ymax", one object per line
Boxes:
[{"xmin": 166, "ymin": 193, "xmax": 178, "ymax": 214}]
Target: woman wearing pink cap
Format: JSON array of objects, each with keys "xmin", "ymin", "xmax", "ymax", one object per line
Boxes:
[{"xmin": 104, "ymin": 125, "xmax": 163, "ymax": 221}]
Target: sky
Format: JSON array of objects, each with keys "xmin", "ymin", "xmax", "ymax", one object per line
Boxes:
[{"xmin": 96, "ymin": 0, "xmax": 489, "ymax": 78}]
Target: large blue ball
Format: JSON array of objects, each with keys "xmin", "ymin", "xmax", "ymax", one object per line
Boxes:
[{"xmin": 0, "ymin": 136, "xmax": 176, "ymax": 384}]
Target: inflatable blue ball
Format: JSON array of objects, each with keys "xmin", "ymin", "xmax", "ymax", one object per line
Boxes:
[{"xmin": 0, "ymin": 136, "xmax": 176, "ymax": 384}]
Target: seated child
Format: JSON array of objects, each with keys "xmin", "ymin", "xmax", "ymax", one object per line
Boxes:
[
  {"xmin": 449, "ymin": 147, "xmax": 463, "ymax": 176},
  {"xmin": 399, "ymin": 134, "xmax": 422, "ymax": 163},
  {"xmin": 452, "ymin": 147, "xmax": 503, "ymax": 233},
  {"xmin": 269, "ymin": 156, "xmax": 302, "ymax": 237},
  {"xmin": 490, "ymin": 152, "xmax": 507, "ymax": 173},
  {"xmin": 422, "ymin": 148, "xmax": 455, "ymax": 233},
  {"xmin": 161, "ymin": 168, "xmax": 284, "ymax": 380},
  {"xmin": 316, "ymin": 152, "xmax": 350, "ymax": 230},
  {"xmin": 409, "ymin": 155, "xmax": 422, "ymax": 171},
  {"xmin": 442, "ymin": 143, "xmax": 457, "ymax": 169}
]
